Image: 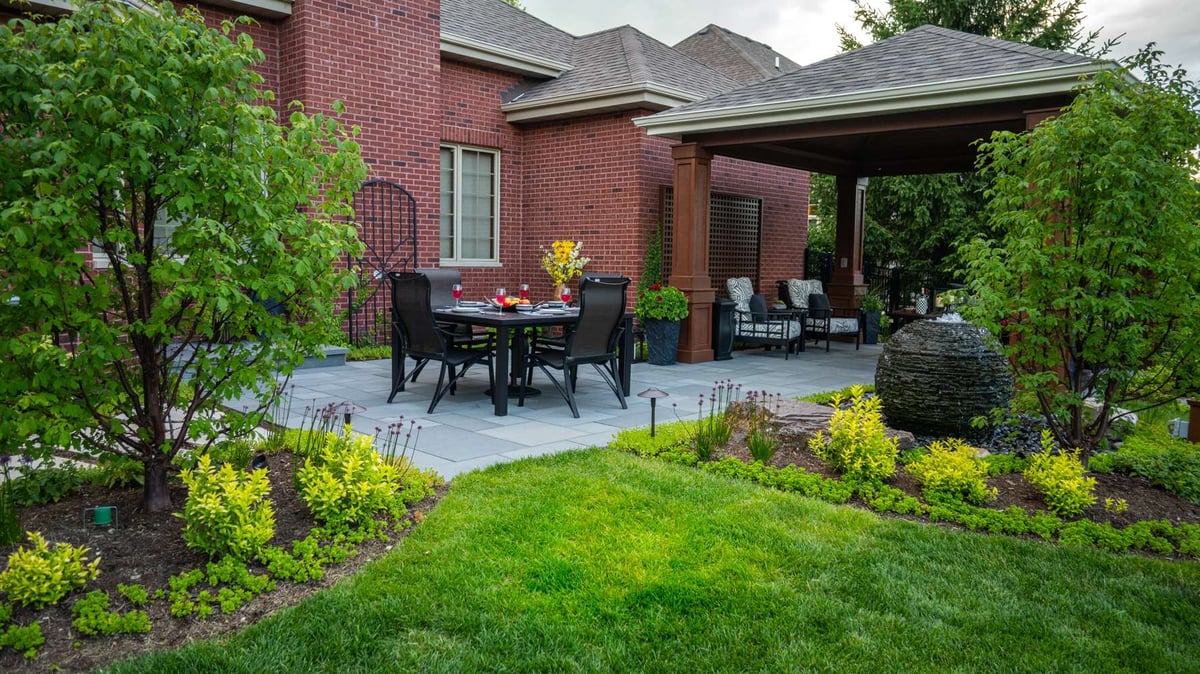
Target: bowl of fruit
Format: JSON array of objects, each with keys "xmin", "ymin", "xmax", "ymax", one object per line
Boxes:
[{"xmin": 490, "ymin": 297, "xmax": 533, "ymax": 312}]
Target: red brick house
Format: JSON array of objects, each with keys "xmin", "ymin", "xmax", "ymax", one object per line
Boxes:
[{"xmin": 5, "ymin": 0, "xmax": 811, "ymax": 346}]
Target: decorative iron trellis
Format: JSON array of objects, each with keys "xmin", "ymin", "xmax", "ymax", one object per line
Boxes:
[{"xmin": 346, "ymin": 179, "xmax": 417, "ymax": 346}]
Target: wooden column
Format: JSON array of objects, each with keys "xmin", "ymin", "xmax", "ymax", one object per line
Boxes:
[
  {"xmin": 670, "ymin": 143, "xmax": 715, "ymax": 363},
  {"xmin": 827, "ymin": 175, "xmax": 868, "ymax": 308}
]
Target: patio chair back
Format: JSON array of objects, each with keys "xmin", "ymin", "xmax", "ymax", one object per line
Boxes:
[
  {"xmin": 389, "ymin": 272, "xmax": 448, "ymax": 359},
  {"xmin": 566, "ymin": 276, "xmax": 630, "ymax": 360},
  {"xmin": 415, "ymin": 267, "xmax": 462, "ymax": 308}
]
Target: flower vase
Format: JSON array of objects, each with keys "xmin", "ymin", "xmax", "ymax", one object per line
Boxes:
[{"xmin": 644, "ymin": 318, "xmax": 680, "ymax": 366}]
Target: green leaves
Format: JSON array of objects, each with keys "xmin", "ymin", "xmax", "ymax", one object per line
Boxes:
[
  {"xmin": 966, "ymin": 47, "xmax": 1200, "ymax": 455},
  {"xmin": 0, "ymin": 1, "xmax": 366, "ymax": 508}
]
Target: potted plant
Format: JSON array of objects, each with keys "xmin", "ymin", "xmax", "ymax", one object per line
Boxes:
[
  {"xmin": 860, "ymin": 289, "xmax": 886, "ymax": 345},
  {"xmin": 635, "ymin": 283, "xmax": 689, "ymax": 365}
]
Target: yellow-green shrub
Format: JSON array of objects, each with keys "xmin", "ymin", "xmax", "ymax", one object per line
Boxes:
[
  {"xmin": 298, "ymin": 431, "xmax": 402, "ymax": 530},
  {"xmin": 907, "ymin": 439, "xmax": 997, "ymax": 505},
  {"xmin": 0, "ymin": 531, "xmax": 100, "ymax": 608},
  {"xmin": 809, "ymin": 386, "xmax": 897, "ymax": 482},
  {"xmin": 179, "ymin": 455, "xmax": 275, "ymax": 561},
  {"xmin": 1024, "ymin": 431, "xmax": 1096, "ymax": 517}
]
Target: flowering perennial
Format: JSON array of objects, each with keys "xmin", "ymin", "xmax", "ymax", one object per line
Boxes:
[{"xmin": 540, "ymin": 240, "xmax": 590, "ymax": 286}]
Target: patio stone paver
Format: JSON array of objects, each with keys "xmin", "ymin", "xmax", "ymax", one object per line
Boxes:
[{"xmin": 229, "ymin": 342, "xmax": 881, "ymax": 479}]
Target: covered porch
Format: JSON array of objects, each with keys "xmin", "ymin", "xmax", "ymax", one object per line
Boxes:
[{"xmin": 634, "ymin": 25, "xmax": 1109, "ymax": 362}]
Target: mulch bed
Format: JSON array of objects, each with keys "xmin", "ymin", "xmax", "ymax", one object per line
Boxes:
[{"xmin": 0, "ymin": 452, "xmax": 443, "ymax": 673}]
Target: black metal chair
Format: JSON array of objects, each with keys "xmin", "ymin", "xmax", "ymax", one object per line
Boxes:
[
  {"xmin": 387, "ymin": 272, "xmax": 495, "ymax": 413},
  {"xmin": 520, "ymin": 276, "xmax": 630, "ymax": 418},
  {"xmin": 806, "ymin": 292, "xmax": 861, "ymax": 351}
]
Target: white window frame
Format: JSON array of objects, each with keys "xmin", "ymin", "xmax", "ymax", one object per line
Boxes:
[
  {"xmin": 440, "ymin": 144, "xmax": 500, "ymax": 266},
  {"xmin": 92, "ymin": 205, "xmax": 183, "ymax": 269}
]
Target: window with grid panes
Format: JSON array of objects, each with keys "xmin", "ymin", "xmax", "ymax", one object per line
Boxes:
[{"xmin": 440, "ymin": 145, "xmax": 499, "ymax": 264}]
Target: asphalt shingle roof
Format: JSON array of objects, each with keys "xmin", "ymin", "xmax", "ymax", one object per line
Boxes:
[
  {"xmin": 441, "ymin": 0, "xmax": 574, "ymax": 66},
  {"xmin": 674, "ymin": 24, "xmax": 801, "ymax": 85},
  {"xmin": 665, "ymin": 24, "xmax": 1096, "ymax": 115},
  {"xmin": 509, "ymin": 26, "xmax": 740, "ymax": 105}
]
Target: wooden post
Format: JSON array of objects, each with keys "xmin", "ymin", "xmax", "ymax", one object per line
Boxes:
[
  {"xmin": 670, "ymin": 143, "xmax": 715, "ymax": 363},
  {"xmin": 827, "ymin": 175, "xmax": 867, "ymax": 308}
]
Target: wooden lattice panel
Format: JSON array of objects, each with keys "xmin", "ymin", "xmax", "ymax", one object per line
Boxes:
[{"xmin": 661, "ymin": 187, "xmax": 762, "ymax": 291}]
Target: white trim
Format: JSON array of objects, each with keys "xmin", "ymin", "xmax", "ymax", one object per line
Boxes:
[
  {"xmin": 502, "ymin": 82, "xmax": 699, "ymax": 123},
  {"xmin": 441, "ymin": 33, "xmax": 572, "ymax": 79},
  {"xmin": 201, "ymin": 0, "xmax": 292, "ymax": 19},
  {"xmin": 634, "ymin": 62, "xmax": 1112, "ymax": 136},
  {"xmin": 439, "ymin": 144, "xmax": 501, "ymax": 265}
]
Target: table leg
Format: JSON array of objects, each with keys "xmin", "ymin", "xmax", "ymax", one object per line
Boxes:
[{"xmin": 494, "ymin": 324, "xmax": 509, "ymax": 416}]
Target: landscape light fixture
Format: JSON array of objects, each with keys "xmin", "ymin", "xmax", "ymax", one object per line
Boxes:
[{"xmin": 637, "ymin": 387, "xmax": 670, "ymax": 437}]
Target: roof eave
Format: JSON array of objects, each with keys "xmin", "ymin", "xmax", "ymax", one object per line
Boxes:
[
  {"xmin": 635, "ymin": 61, "xmax": 1112, "ymax": 137},
  {"xmin": 441, "ymin": 33, "xmax": 572, "ymax": 79},
  {"xmin": 502, "ymin": 83, "xmax": 698, "ymax": 123}
]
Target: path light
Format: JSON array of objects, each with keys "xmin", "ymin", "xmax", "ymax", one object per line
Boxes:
[
  {"xmin": 637, "ymin": 387, "xmax": 670, "ymax": 437},
  {"xmin": 335, "ymin": 401, "xmax": 367, "ymax": 426}
]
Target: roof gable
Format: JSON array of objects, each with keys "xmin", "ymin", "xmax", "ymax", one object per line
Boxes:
[
  {"xmin": 674, "ymin": 24, "xmax": 801, "ymax": 84},
  {"xmin": 502, "ymin": 26, "xmax": 740, "ymax": 122}
]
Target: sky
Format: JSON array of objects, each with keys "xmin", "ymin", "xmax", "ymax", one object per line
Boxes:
[{"xmin": 518, "ymin": 0, "xmax": 1200, "ymax": 77}]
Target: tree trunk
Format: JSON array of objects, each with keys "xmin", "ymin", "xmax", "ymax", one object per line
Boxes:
[{"xmin": 142, "ymin": 461, "xmax": 173, "ymax": 512}]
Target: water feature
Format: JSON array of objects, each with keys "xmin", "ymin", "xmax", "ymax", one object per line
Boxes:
[{"xmin": 875, "ymin": 315, "xmax": 1013, "ymax": 436}]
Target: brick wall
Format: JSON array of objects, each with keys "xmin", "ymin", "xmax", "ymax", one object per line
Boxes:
[
  {"xmin": 520, "ymin": 112, "xmax": 648, "ymax": 302},
  {"xmin": 438, "ymin": 60, "xmax": 525, "ymax": 292}
]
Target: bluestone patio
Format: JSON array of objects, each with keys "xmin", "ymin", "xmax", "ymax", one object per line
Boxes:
[{"xmin": 238, "ymin": 343, "xmax": 881, "ymax": 479}]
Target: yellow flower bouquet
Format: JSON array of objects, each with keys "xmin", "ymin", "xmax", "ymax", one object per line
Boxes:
[{"xmin": 540, "ymin": 240, "xmax": 590, "ymax": 286}]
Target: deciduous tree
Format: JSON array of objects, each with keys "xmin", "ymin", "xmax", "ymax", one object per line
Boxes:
[
  {"xmin": 0, "ymin": 1, "xmax": 367, "ymax": 510},
  {"xmin": 962, "ymin": 48, "xmax": 1200, "ymax": 457}
]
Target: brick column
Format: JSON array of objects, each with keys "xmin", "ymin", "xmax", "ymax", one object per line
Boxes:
[
  {"xmin": 671, "ymin": 143, "xmax": 715, "ymax": 363},
  {"xmin": 827, "ymin": 175, "xmax": 867, "ymax": 308}
]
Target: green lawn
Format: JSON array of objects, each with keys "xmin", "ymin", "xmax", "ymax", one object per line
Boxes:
[{"xmin": 112, "ymin": 449, "xmax": 1200, "ymax": 673}]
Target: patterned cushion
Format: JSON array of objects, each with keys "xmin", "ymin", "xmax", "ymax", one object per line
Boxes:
[
  {"xmin": 786, "ymin": 279, "xmax": 823, "ymax": 309},
  {"xmin": 726, "ymin": 277, "xmax": 755, "ymax": 314},
  {"xmin": 826, "ymin": 317, "xmax": 860, "ymax": 334}
]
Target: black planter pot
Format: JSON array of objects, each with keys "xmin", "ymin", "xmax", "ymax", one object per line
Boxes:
[
  {"xmin": 644, "ymin": 318, "xmax": 681, "ymax": 366},
  {"xmin": 863, "ymin": 310, "xmax": 881, "ymax": 345}
]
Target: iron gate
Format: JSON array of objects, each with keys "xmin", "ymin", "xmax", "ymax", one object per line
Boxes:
[{"xmin": 346, "ymin": 179, "xmax": 417, "ymax": 345}]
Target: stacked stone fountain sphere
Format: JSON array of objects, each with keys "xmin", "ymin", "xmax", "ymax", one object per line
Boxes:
[{"xmin": 875, "ymin": 316, "xmax": 1013, "ymax": 436}]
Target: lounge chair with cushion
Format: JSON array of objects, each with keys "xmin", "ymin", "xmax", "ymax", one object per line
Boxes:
[{"xmin": 725, "ymin": 277, "xmax": 803, "ymax": 359}]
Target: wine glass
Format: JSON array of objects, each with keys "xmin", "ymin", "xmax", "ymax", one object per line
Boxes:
[
  {"xmin": 559, "ymin": 286, "xmax": 572, "ymax": 307},
  {"xmin": 494, "ymin": 286, "xmax": 507, "ymax": 314},
  {"xmin": 451, "ymin": 283, "xmax": 463, "ymax": 308},
  {"xmin": 518, "ymin": 283, "xmax": 530, "ymax": 301}
]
